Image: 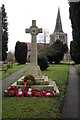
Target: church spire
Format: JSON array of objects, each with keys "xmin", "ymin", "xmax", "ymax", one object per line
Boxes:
[{"xmin": 54, "ymin": 7, "xmax": 63, "ymax": 33}]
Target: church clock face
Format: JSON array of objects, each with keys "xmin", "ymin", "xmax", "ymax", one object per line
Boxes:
[{"xmin": 30, "ymin": 26, "xmax": 38, "ymax": 35}]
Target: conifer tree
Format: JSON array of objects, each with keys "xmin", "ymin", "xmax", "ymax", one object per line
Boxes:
[
  {"xmin": 1, "ymin": 4, "xmax": 8, "ymax": 61},
  {"xmin": 15, "ymin": 41, "xmax": 27, "ymax": 64},
  {"xmin": 69, "ymin": 2, "xmax": 80, "ymax": 63}
]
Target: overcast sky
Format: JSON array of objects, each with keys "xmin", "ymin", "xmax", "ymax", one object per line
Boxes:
[{"xmin": 0, "ymin": 0, "xmax": 72, "ymax": 52}]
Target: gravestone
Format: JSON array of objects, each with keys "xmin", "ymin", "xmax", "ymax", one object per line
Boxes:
[{"xmin": 25, "ymin": 20, "xmax": 43, "ymax": 79}]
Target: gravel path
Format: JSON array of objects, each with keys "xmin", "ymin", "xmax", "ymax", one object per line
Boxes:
[
  {"xmin": 2, "ymin": 64, "xmax": 30, "ymax": 92},
  {"xmin": 60, "ymin": 64, "xmax": 79, "ymax": 119}
]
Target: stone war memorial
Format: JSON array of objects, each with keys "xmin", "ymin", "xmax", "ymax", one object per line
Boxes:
[{"xmin": 4, "ymin": 20, "xmax": 59, "ymax": 97}]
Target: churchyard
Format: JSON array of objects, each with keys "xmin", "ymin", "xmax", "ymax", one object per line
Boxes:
[
  {"xmin": 2, "ymin": 62, "xmax": 69, "ymax": 118},
  {"xmin": 1, "ymin": 18, "xmax": 80, "ymax": 118},
  {"xmin": 2, "ymin": 20, "xmax": 70, "ymax": 118},
  {"xmin": 1, "ymin": 2, "xmax": 80, "ymax": 119}
]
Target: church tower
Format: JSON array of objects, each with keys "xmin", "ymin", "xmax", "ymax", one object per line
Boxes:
[
  {"xmin": 50, "ymin": 8, "xmax": 67, "ymax": 45},
  {"xmin": 50, "ymin": 8, "xmax": 68, "ymax": 61},
  {"xmin": 54, "ymin": 8, "xmax": 63, "ymax": 33}
]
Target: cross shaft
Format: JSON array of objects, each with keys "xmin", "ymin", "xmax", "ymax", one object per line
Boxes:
[{"xmin": 25, "ymin": 20, "xmax": 42, "ymax": 65}]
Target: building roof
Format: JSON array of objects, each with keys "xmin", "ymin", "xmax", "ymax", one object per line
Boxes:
[
  {"xmin": 27, "ymin": 42, "xmax": 31, "ymax": 51},
  {"xmin": 54, "ymin": 8, "xmax": 63, "ymax": 33},
  {"xmin": 26, "ymin": 42, "xmax": 49, "ymax": 52}
]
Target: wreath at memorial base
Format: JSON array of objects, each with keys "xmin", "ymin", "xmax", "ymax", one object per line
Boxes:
[
  {"xmin": 6, "ymin": 87, "xmax": 55, "ymax": 97},
  {"xmin": 25, "ymin": 88, "xmax": 34, "ymax": 97},
  {"xmin": 7, "ymin": 86, "xmax": 16, "ymax": 96},
  {"xmin": 44, "ymin": 90, "xmax": 54, "ymax": 97},
  {"xmin": 24, "ymin": 74, "xmax": 36, "ymax": 87},
  {"xmin": 16, "ymin": 88, "xmax": 24, "ymax": 97},
  {"xmin": 34, "ymin": 90, "xmax": 43, "ymax": 97}
]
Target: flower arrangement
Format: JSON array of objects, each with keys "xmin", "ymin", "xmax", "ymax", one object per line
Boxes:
[
  {"xmin": 16, "ymin": 88, "xmax": 24, "ymax": 97},
  {"xmin": 6, "ymin": 87, "xmax": 54, "ymax": 97},
  {"xmin": 44, "ymin": 90, "xmax": 54, "ymax": 97},
  {"xmin": 7, "ymin": 86, "xmax": 16, "ymax": 96},
  {"xmin": 25, "ymin": 88, "xmax": 34, "ymax": 97},
  {"xmin": 24, "ymin": 74, "xmax": 36, "ymax": 87},
  {"xmin": 34, "ymin": 90, "xmax": 43, "ymax": 97}
]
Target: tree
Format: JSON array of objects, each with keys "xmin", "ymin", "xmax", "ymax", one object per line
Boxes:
[
  {"xmin": 69, "ymin": 2, "xmax": 80, "ymax": 63},
  {"xmin": 63, "ymin": 43, "xmax": 68, "ymax": 54},
  {"xmin": 70, "ymin": 41, "xmax": 80, "ymax": 64},
  {"xmin": 1, "ymin": 4, "xmax": 8, "ymax": 61},
  {"xmin": 15, "ymin": 41, "xmax": 27, "ymax": 64},
  {"xmin": 44, "ymin": 45, "xmax": 54, "ymax": 64},
  {"xmin": 38, "ymin": 53, "xmax": 49, "ymax": 70},
  {"xmin": 7, "ymin": 51, "xmax": 15, "ymax": 63},
  {"xmin": 69, "ymin": 2, "xmax": 80, "ymax": 42},
  {"xmin": 45, "ymin": 40, "xmax": 68, "ymax": 64}
]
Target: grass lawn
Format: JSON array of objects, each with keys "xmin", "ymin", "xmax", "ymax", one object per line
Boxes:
[
  {"xmin": 2, "ymin": 62, "xmax": 69, "ymax": 119},
  {"xmin": 2, "ymin": 62, "xmax": 29, "ymax": 79}
]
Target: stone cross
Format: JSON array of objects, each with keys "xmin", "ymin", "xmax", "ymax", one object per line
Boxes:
[{"xmin": 25, "ymin": 20, "xmax": 42, "ymax": 65}]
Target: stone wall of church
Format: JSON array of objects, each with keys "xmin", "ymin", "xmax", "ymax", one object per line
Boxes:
[{"xmin": 50, "ymin": 32, "xmax": 67, "ymax": 45}]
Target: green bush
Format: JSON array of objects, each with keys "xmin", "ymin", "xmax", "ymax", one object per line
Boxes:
[
  {"xmin": 38, "ymin": 53, "xmax": 49, "ymax": 70},
  {"xmin": 7, "ymin": 63, "xmax": 12, "ymax": 69}
]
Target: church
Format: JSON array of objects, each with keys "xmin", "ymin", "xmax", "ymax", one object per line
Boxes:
[
  {"xmin": 50, "ymin": 8, "xmax": 69, "ymax": 61},
  {"xmin": 50, "ymin": 8, "xmax": 68, "ymax": 45},
  {"xmin": 27, "ymin": 8, "xmax": 70, "ymax": 61}
]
